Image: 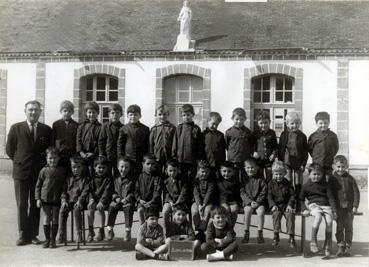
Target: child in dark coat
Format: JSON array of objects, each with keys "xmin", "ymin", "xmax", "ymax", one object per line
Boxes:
[
  {"xmin": 58, "ymin": 156, "xmax": 90, "ymax": 244},
  {"xmin": 240, "ymin": 158, "xmax": 267, "ymax": 243},
  {"xmin": 86, "ymin": 156, "xmax": 112, "ymax": 242},
  {"xmin": 106, "ymin": 157, "xmax": 136, "ymax": 241},
  {"xmin": 268, "ymin": 161, "xmax": 296, "ymax": 248},
  {"xmin": 136, "ymin": 155, "xmax": 162, "ymax": 224},
  {"xmin": 35, "ymin": 147, "xmax": 67, "ymax": 248},
  {"xmin": 52, "ymin": 100, "xmax": 79, "ymax": 173}
]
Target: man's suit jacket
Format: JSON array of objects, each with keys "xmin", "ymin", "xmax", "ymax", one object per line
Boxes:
[{"xmin": 6, "ymin": 121, "xmax": 52, "ymax": 180}]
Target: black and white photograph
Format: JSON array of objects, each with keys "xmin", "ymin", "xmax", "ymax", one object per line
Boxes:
[{"xmin": 0, "ymin": 0, "xmax": 368, "ymax": 266}]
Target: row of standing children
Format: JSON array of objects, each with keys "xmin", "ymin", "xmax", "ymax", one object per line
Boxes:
[{"xmin": 34, "ymin": 99, "xmax": 359, "ymax": 260}]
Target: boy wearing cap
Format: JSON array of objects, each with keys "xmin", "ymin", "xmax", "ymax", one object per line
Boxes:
[{"xmin": 52, "ymin": 100, "xmax": 79, "ymax": 173}]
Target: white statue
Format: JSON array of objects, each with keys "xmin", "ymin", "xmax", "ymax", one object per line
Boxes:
[{"xmin": 177, "ymin": 0, "xmax": 192, "ymax": 37}]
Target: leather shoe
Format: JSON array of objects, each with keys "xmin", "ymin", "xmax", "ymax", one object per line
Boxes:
[
  {"xmin": 31, "ymin": 237, "xmax": 41, "ymax": 245},
  {"xmin": 16, "ymin": 239, "xmax": 28, "ymax": 246}
]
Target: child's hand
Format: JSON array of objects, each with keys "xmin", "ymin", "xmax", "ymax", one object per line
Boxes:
[
  {"xmin": 269, "ymin": 154, "xmax": 276, "ymax": 162},
  {"xmin": 115, "ymin": 197, "xmax": 121, "ymax": 203},
  {"xmin": 285, "ymin": 205, "xmax": 294, "ymax": 213},
  {"xmin": 302, "ymin": 210, "xmax": 310, "ymax": 217},
  {"xmin": 96, "ymin": 202, "xmax": 104, "ymax": 211},
  {"xmin": 352, "ymin": 207, "xmax": 358, "ymax": 214},
  {"xmin": 86, "ymin": 153, "xmax": 94, "ymax": 159},
  {"xmin": 145, "ymin": 238, "xmax": 153, "ymax": 245},
  {"xmin": 214, "ymin": 238, "xmax": 222, "ymax": 244},
  {"xmin": 80, "ymin": 151, "xmax": 87, "ymax": 159},
  {"xmin": 139, "ymin": 200, "xmax": 146, "ymax": 205},
  {"xmin": 169, "ymin": 201, "xmax": 173, "ymax": 207},
  {"xmin": 271, "ymin": 206, "xmax": 278, "ymax": 212},
  {"xmin": 36, "ymin": 200, "xmax": 42, "ymax": 208},
  {"xmin": 332, "ymin": 212, "xmax": 337, "ymax": 221},
  {"xmin": 87, "ymin": 199, "xmax": 95, "ymax": 209},
  {"xmin": 74, "ymin": 202, "xmax": 81, "ymax": 210},
  {"xmin": 253, "ymin": 152, "xmax": 260, "ymax": 159},
  {"xmin": 251, "ymin": 201, "xmax": 259, "ymax": 209},
  {"xmin": 121, "ymin": 198, "xmax": 127, "ymax": 205},
  {"xmin": 61, "ymin": 201, "xmax": 68, "ymax": 210}
]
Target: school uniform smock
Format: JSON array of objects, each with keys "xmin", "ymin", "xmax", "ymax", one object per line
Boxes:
[
  {"xmin": 203, "ymin": 128, "xmax": 226, "ymax": 168},
  {"xmin": 76, "ymin": 120, "xmax": 102, "ymax": 155},
  {"xmin": 252, "ymin": 129, "xmax": 278, "ymax": 167},
  {"xmin": 35, "ymin": 166, "xmax": 67, "ymax": 204},
  {"xmin": 193, "ymin": 178, "xmax": 215, "ymax": 206},
  {"xmin": 225, "ymin": 125, "xmax": 253, "ymax": 164},
  {"xmin": 61, "ymin": 175, "xmax": 90, "ymax": 204},
  {"xmin": 205, "ymin": 221, "xmax": 236, "ymax": 249},
  {"xmin": 137, "ymin": 222, "xmax": 164, "ymax": 248},
  {"xmin": 149, "ymin": 121, "xmax": 176, "ymax": 163},
  {"xmin": 163, "ymin": 177, "xmax": 189, "ymax": 207},
  {"xmin": 88, "ymin": 175, "xmax": 112, "ymax": 207},
  {"xmin": 278, "ymin": 129, "xmax": 308, "ymax": 170},
  {"xmin": 240, "ymin": 176, "xmax": 267, "ymax": 207},
  {"xmin": 217, "ymin": 176, "xmax": 241, "ymax": 205},
  {"xmin": 329, "ymin": 173, "xmax": 360, "ymax": 210},
  {"xmin": 117, "ymin": 122, "xmax": 150, "ymax": 163},
  {"xmin": 268, "ymin": 178, "xmax": 295, "ymax": 210},
  {"xmin": 308, "ymin": 129, "xmax": 339, "ymax": 169},
  {"xmin": 98, "ymin": 121, "xmax": 123, "ymax": 163},
  {"xmin": 135, "ymin": 172, "xmax": 162, "ymax": 208},
  {"xmin": 300, "ymin": 179, "xmax": 336, "ymax": 212},
  {"xmin": 172, "ymin": 122, "xmax": 203, "ymax": 164},
  {"xmin": 52, "ymin": 119, "xmax": 79, "ymax": 158},
  {"xmin": 111, "ymin": 175, "xmax": 136, "ymax": 206}
]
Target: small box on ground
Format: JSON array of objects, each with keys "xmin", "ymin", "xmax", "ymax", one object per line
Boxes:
[{"xmin": 169, "ymin": 240, "xmax": 195, "ymax": 261}]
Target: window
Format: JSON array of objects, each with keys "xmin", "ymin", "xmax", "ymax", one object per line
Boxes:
[
  {"xmin": 83, "ymin": 75, "xmax": 119, "ymax": 123},
  {"xmin": 252, "ymin": 75, "xmax": 295, "ymax": 137},
  {"xmin": 163, "ymin": 75, "xmax": 203, "ymax": 128}
]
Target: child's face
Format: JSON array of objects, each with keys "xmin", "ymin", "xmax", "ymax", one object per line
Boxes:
[
  {"xmin": 157, "ymin": 110, "xmax": 169, "ymax": 124},
  {"xmin": 273, "ymin": 170, "xmax": 285, "ymax": 183},
  {"xmin": 61, "ymin": 108, "xmax": 73, "ymax": 121},
  {"xmin": 244, "ymin": 162, "xmax": 259, "ymax": 177},
  {"xmin": 286, "ymin": 120, "xmax": 300, "ymax": 132},
  {"xmin": 332, "ymin": 161, "xmax": 347, "ymax": 176},
  {"xmin": 257, "ymin": 119, "xmax": 270, "ymax": 132},
  {"xmin": 95, "ymin": 163, "xmax": 108, "ymax": 177},
  {"xmin": 213, "ymin": 213, "xmax": 226, "ymax": 229},
  {"xmin": 118, "ymin": 160, "xmax": 131, "ymax": 177},
  {"xmin": 220, "ymin": 166, "xmax": 234, "ymax": 180},
  {"xmin": 207, "ymin": 118, "xmax": 219, "ymax": 131},
  {"xmin": 146, "ymin": 216, "xmax": 158, "ymax": 227},
  {"xmin": 182, "ymin": 111, "xmax": 194, "ymax": 123},
  {"xmin": 232, "ymin": 114, "xmax": 246, "ymax": 128},
  {"xmin": 109, "ymin": 110, "xmax": 122, "ymax": 123},
  {"xmin": 309, "ymin": 170, "xmax": 323, "ymax": 183},
  {"xmin": 173, "ymin": 210, "xmax": 186, "ymax": 225},
  {"xmin": 143, "ymin": 159, "xmax": 156, "ymax": 174},
  {"xmin": 46, "ymin": 153, "xmax": 59, "ymax": 168},
  {"xmin": 167, "ymin": 165, "xmax": 178, "ymax": 179},
  {"xmin": 198, "ymin": 167, "xmax": 210, "ymax": 180},
  {"xmin": 127, "ymin": 112, "xmax": 141, "ymax": 124},
  {"xmin": 86, "ymin": 109, "xmax": 98, "ymax": 122},
  {"xmin": 71, "ymin": 161, "xmax": 83, "ymax": 177},
  {"xmin": 316, "ymin": 119, "xmax": 330, "ymax": 132}
]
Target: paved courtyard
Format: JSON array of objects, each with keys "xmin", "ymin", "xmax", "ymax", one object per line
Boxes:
[{"xmin": 0, "ymin": 174, "xmax": 367, "ymax": 267}]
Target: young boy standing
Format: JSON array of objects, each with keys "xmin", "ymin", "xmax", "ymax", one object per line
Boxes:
[
  {"xmin": 329, "ymin": 155, "xmax": 360, "ymax": 257},
  {"xmin": 52, "ymin": 100, "xmax": 79, "ymax": 173},
  {"xmin": 98, "ymin": 104, "xmax": 123, "ymax": 176},
  {"xmin": 268, "ymin": 161, "xmax": 296, "ymax": 248},
  {"xmin": 135, "ymin": 155, "xmax": 162, "ymax": 224},
  {"xmin": 301, "ymin": 163, "xmax": 337, "ymax": 256},
  {"xmin": 118, "ymin": 104, "xmax": 150, "ymax": 175},
  {"xmin": 252, "ymin": 111, "xmax": 278, "ymax": 183},
  {"xmin": 240, "ymin": 158, "xmax": 267, "ymax": 243},
  {"xmin": 150, "ymin": 105, "xmax": 176, "ymax": 175},
  {"xmin": 308, "ymin": 111, "xmax": 339, "ymax": 181}
]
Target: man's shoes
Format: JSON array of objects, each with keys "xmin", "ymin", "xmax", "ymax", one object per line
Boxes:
[
  {"xmin": 31, "ymin": 237, "xmax": 41, "ymax": 245},
  {"xmin": 16, "ymin": 239, "xmax": 28, "ymax": 246}
]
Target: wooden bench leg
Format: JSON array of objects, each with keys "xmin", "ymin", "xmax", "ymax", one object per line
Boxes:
[{"xmin": 301, "ymin": 215, "xmax": 305, "ymax": 254}]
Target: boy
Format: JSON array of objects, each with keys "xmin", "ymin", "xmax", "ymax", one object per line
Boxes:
[
  {"xmin": 203, "ymin": 112, "xmax": 226, "ymax": 176},
  {"xmin": 268, "ymin": 161, "xmax": 296, "ymax": 248},
  {"xmin": 240, "ymin": 158, "xmax": 267, "ymax": 243},
  {"xmin": 278, "ymin": 111, "xmax": 308, "ymax": 211},
  {"xmin": 107, "ymin": 157, "xmax": 136, "ymax": 241},
  {"xmin": 217, "ymin": 161, "xmax": 241, "ymax": 226},
  {"xmin": 135, "ymin": 154, "xmax": 162, "ymax": 224},
  {"xmin": 135, "ymin": 208, "xmax": 169, "ymax": 260},
  {"xmin": 172, "ymin": 104, "xmax": 203, "ymax": 185},
  {"xmin": 58, "ymin": 156, "xmax": 89, "ymax": 244},
  {"xmin": 201, "ymin": 206, "xmax": 238, "ymax": 262},
  {"xmin": 192, "ymin": 160, "xmax": 216, "ymax": 233},
  {"xmin": 308, "ymin": 111, "xmax": 339, "ymax": 181},
  {"xmin": 252, "ymin": 111, "xmax": 278, "ymax": 183},
  {"xmin": 76, "ymin": 101, "xmax": 102, "ymax": 174},
  {"xmin": 301, "ymin": 163, "xmax": 337, "ymax": 256},
  {"xmin": 86, "ymin": 156, "xmax": 112, "ymax": 242},
  {"xmin": 98, "ymin": 104, "xmax": 123, "ymax": 176},
  {"xmin": 329, "ymin": 155, "xmax": 360, "ymax": 257},
  {"xmin": 52, "ymin": 100, "xmax": 79, "ymax": 173},
  {"xmin": 162, "ymin": 160, "xmax": 189, "ymax": 232},
  {"xmin": 225, "ymin": 107, "xmax": 253, "ymax": 178},
  {"xmin": 118, "ymin": 104, "xmax": 150, "ymax": 175},
  {"xmin": 149, "ymin": 105, "xmax": 176, "ymax": 175}
]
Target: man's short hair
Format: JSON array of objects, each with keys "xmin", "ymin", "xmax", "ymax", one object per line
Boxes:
[
  {"xmin": 231, "ymin": 107, "xmax": 246, "ymax": 119},
  {"xmin": 127, "ymin": 104, "xmax": 141, "ymax": 115},
  {"xmin": 315, "ymin": 111, "xmax": 330, "ymax": 122},
  {"xmin": 25, "ymin": 100, "xmax": 41, "ymax": 109}
]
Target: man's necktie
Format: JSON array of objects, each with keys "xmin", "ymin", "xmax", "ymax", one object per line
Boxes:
[{"xmin": 30, "ymin": 123, "xmax": 35, "ymax": 142}]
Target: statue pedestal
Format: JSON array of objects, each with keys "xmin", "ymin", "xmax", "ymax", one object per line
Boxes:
[{"xmin": 174, "ymin": 34, "xmax": 195, "ymax": 51}]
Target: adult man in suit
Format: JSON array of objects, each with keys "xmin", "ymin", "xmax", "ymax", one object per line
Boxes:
[{"xmin": 6, "ymin": 100, "xmax": 52, "ymax": 246}]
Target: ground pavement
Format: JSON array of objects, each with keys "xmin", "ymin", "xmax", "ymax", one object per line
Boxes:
[{"xmin": 0, "ymin": 174, "xmax": 367, "ymax": 267}]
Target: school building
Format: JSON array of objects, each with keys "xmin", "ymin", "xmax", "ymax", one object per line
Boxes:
[{"xmin": 0, "ymin": 0, "xmax": 368, "ymax": 175}]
